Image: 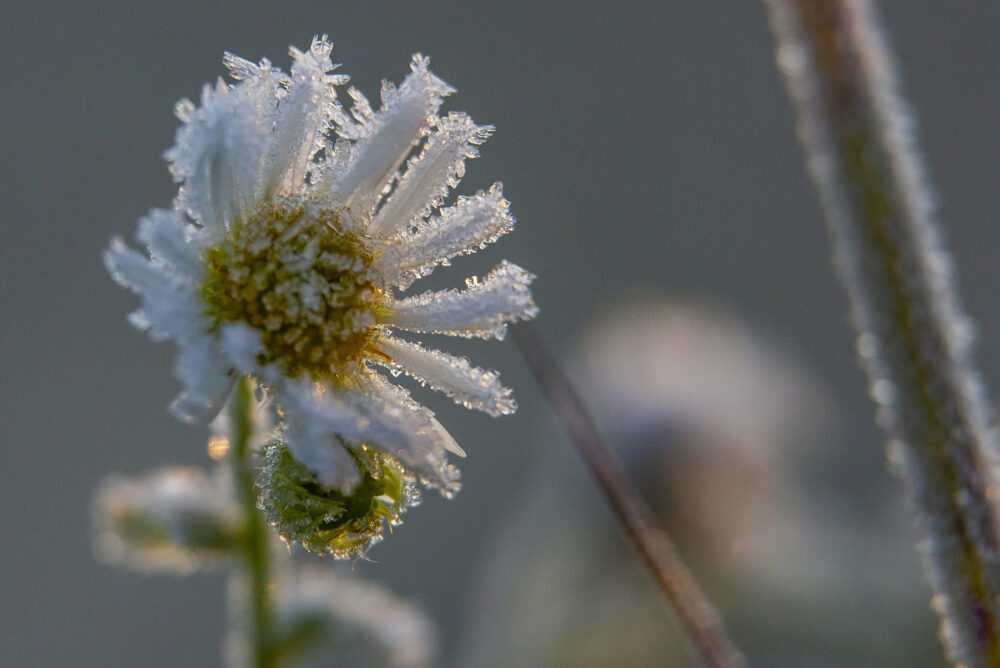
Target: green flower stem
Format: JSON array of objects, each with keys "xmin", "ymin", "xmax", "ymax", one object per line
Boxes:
[
  {"xmin": 764, "ymin": 1, "xmax": 1000, "ymax": 665},
  {"xmin": 231, "ymin": 377, "xmax": 275, "ymax": 668},
  {"xmin": 513, "ymin": 321, "xmax": 747, "ymax": 668}
]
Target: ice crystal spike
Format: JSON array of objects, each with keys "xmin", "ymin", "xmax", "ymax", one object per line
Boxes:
[{"xmin": 106, "ymin": 36, "xmax": 533, "ymax": 497}]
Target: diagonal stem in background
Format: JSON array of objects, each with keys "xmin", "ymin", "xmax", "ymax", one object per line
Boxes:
[
  {"xmin": 513, "ymin": 321, "xmax": 747, "ymax": 668},
  {"xmin": 764, "ymin": 1, "xmax": 1000, "ymax": 665}
]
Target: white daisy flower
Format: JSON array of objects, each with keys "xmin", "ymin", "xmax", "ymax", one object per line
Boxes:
[{"xmin": 105, "ymin": 36, "xmax": 537, "ymax": 496}]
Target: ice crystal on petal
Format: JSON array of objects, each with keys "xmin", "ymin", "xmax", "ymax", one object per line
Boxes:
[
  {"xmin": 367, "ymin": 113, "xmax": 493, "ymax": 237},
  {"xmin": 372, "ymin": 335, "xmax": 516, "ymax": 416},
  {"xmin": 379, "ymin": 260, "xmax": 538, "ymax": 339},
  {"xmin": 332, "ymin": 54, "xmax": 454, "ymax": 217},
  {"xmin": 106, "ymin": 36, "xmax": 533, "ymax": 501},
  {"xmin": 373, "ymin": 184, "xmax": 515, "ymax": 290}
]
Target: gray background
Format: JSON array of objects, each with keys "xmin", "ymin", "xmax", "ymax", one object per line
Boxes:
[{"xmin": 2, "ymin": 1, "xmax": 999, "ymax": 666}]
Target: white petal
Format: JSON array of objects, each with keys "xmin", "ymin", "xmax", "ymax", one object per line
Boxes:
[
  {"xmin": 357, "ymin": 373, "xmax": 463, "ymax": 494},
  {"xmin": 104, "ymin": 237, "xmax": 171, "ymax": 295},
  {"xmin": 263, "ymin": 36, "xmax": 349, "ymax": 196},
  {"xmin": 221, "ymin": 52, "xmax": 287, "ymax": 137},
  {"xmin": 372, "ymin": 184, "xmax": 515, "ymax": 289},
  {"xmin": 138, "ymin": 284, "xmax": 207, "ymax": 344},
  {"xmin": 366, "ymin": 113, "xmax": 493, "ymax": 238},
  {"xmin": 169, "ymin": 335, "xmax": 236, "ymax": 425},
  {"xmin": 105, "ymin": 236, "xmax": 209, "ymax": 343},
  {"xmin": 164, "ymin": 78, "xmax": 270, "ymax": 232},
  {"xmin": 378, "ymin": 260, "xmax": 538, "ymax": 340},
  {"xmin": 136, "ymin": 209, "xmax": 203, "ymax": 278},
  {"xmin": 279, "ymin": 374, "xmax": 461, "ymax": 495},
  {"xmin": 371, "ymin": 335, "xmax": 516, "ymax": 417},
  {"xmin": 219, "ymin": 323, "xmax": 264, "ymax": 374},
  {"xmin": 280, "ymin": 382, "xmax": 363, "ymax": 492},
  {"xmin": 331, "ymin": 55, "xmax": 454, "ymax": 220}
]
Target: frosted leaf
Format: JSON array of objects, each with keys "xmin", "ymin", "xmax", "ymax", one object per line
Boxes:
[
  {"xmin": 333, "ymin": 54, "xmax": 455, "ymax": 219},
  {"xmin": 379, "ymin": 260, "xmax": 537, "ymax": 339},
  {"xmin": 367, "ymin": 113, "xmax": 494, "ymax": 238},
  {"xmin": 275, "ymin": 565, "xmax": 439, "ymax": 668},
  {"xmin": 136, "ymin": 208, "xmax": 203, "ymax": 278},
  {"xmin": 264, "ymin": 36, "xmax": 348, "ymax": 196},
  {"xmin": 92, "ymin": 466, "xmax": 240, "ymax": 575},
  {"xmin": 372, "ymin": 335, "xmax": 516, "ymax": 417},
  {"xmin": 164, "ymin": 79, "xmax": 269, "ymax": 233},
  {"xmin": 373, "ymin": 184, "xmax": 514, "ymax": 289}
]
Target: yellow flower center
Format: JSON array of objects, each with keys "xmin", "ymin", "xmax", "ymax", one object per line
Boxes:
[{"xmin": 201, "ymin": 200, "xmax": 380, "ymax": 380}]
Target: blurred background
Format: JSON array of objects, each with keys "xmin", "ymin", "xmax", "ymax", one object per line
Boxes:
[{"xmin": 2, "ymin": 1, "xmax": 999, "ymax": 665}]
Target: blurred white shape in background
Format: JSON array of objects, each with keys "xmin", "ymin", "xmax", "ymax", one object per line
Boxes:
[{"xmin": 457, "ymin": 299, "xmax": 936, "ymax": 668}]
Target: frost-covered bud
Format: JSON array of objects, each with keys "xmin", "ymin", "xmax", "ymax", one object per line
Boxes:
[
  {"xmin": 93, "ymin": 466, "xmax": 240, "ymax": 574},
  {"xmin": 257, "ymin": 442, "xmax": 419, "ymax": 558}
]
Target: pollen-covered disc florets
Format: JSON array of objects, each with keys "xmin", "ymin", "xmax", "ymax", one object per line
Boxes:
[
  {"xmin": 202, "ymin": 199, "xmax": 380, "ymax": 380},
  {"xmin": 105, "ymin": 35, "xmax": 538, "ymax": 530}
]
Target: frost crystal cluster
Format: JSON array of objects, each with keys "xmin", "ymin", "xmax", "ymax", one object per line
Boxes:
[{"xmin": 105, "ymin": 36, "xmax": 536, "ymax": 551}]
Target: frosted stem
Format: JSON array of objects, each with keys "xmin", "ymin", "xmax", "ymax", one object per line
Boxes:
[
  {"xmin": 230, "ymin": 378, "xmax": 276, "ymax": 667},
  {"xmin": 512, "ymin": 322, "xmax": 747, "ymax": 668},
  {"xmin": 764, "ymin": 1, "xmax": 1000, "ymax": 664}
]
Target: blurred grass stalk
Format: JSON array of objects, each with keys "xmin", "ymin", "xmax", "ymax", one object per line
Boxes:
[
  {"xmin": 764, "ymin": 1, "xmax": 1000, "ymax": 664},
  {"xmin": 513, "ymin": 322, "xmax": 747, "ymax": 668}
]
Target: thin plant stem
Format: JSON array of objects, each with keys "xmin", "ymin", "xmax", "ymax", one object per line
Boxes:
[
  {"xmin": 230, "ymin": 378, "xmax": 275, "ymax": 668},
  {"xmin": 763, "ymin": 1, "xmax": 1000, "ymax": 665},
  {"xmin": 512, "ymin": 321, "xmax": 747, "ymax": 668}
]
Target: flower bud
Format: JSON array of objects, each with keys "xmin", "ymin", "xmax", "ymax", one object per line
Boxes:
[{"xmin": 257, "ymin": 442, "xmax": 419, "ymax": 558}]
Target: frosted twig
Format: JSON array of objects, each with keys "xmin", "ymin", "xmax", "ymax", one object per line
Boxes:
[
  {"xmin": 512, "ymin": 321, "xmax": 747, "ymax": 668},
  {"xmin": 763, "ymin": 1, "xmax": 1000, "ymax": 664}
]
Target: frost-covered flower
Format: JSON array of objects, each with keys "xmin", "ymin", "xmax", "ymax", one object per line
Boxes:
[{"xmin": 105, "ymin": 36, "xmax": 536, "ymax": 495}]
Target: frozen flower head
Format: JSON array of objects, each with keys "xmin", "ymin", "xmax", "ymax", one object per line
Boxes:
[{"xmin": 105, "ymin": 36, "xmax": 536, "ymax": 498}]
